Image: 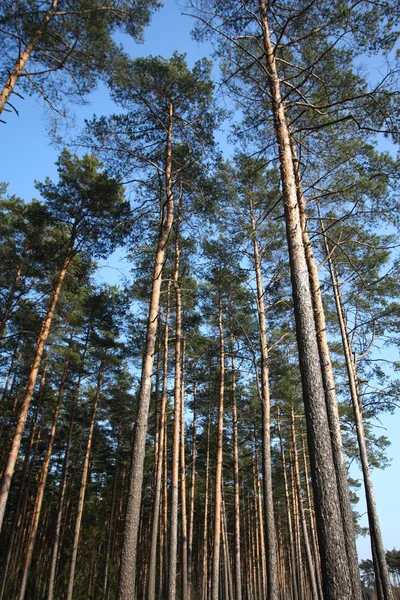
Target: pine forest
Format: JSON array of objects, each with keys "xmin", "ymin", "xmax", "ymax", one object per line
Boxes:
[{"xmin": 0, "ymin": 1, "xmax": 400, "ymax": 599}]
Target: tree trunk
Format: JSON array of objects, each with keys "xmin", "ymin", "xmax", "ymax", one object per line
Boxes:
[
  {"xmin": 291, "ymin": 136, "xmax": 362, "ymax": 599},
  {"xmin": 118, "ymin": 102, "xmax": 175, "ymax": 600},
  {"xmin": 211, "ymin": 294, "xmax": 225, "ymax": 600},
  {"xmin": 162, "ymin": 413, "xmax": 169, "ymax": 598},
  {"xmin": 277, "ymin": 411, "xmax": 298, "ymax": 600},
  {"xmin": 249, "ymin": 197, "xmax": 278, "ymax": 599},
  {"xmin": 0, "ymin": 383, "xmax": 43, "ymax": 600},
  {"xmin": 0, "ymin": 244, "xmax": 73, "ymax": 531},
  {"xmin": 187, "ymin": 373, "xmax": 197, "ymax": 599},
  {"xmin": 290, "ymin": 409, "xmax": 319, "ymax": 600},
  {"xmin": 168, "ymin": 205, "xmax": 184, "ymax": 600},
  {"xmin": 290, "ymin": 442, "xmax": 304, "ymax": 600},
  {"xmin": 257, "ymin": 3, "xmax": 352, "ymax": 596},
  {"xmin": 254, "ymin": 446, "xmax": 267, "ymax": 600},
  {"xmin": 180, "ymin": 339, "xmax": 188, "ymax": 600},
  {"xmin": 147, "ymin": 284, "xmax": 171, "ymax": 600},
  {"xmin": 231, "ymin": 344, "xmax": 242, "ymax": 600},
  {"xmin": 103, "ymin": 427, "xmax": 121, "ymax": 598},
  {"xmin": 321, "ymin": 219, "xmax": 393, "ymax": 600},
  {"xmin": 0, "ymin": 0, "xmax": 58, "ymax": 114},
  {"xmin": 202, "ymin": 406, "xmax": 211, "ymax": 600},
  {"xmin": 47, "ymin": 365, "xmax": 84, "ymax": 600},
  {"xmin": 66, "ymin": 362, "xmax": 104, "ymax": 600},
  {"xmin": 301, "ymin": 433, "xmax": 323, "ymax": 600},
  {"xmin": 18, "ymin": 356, "xmax": 69, "ymax": 600}
]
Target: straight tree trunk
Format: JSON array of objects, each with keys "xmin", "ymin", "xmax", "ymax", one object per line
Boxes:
[
  {"xmin": 222, "ymin": 497, "xmax": 233, "ymax": 600},
  {"xmin": 290, "ymin": 410, "xmax": 319, "ymax": 600},
  {"xmin": 168, "ymin": 209, "xmax": 183, "ymax": 600},
  {"xmin": 231, "ymin": 344, "xmax": 242, "ymax": 600},
  {"xmin": 290, "ymin": 442, "xmax": 304, "ymax": 600},
  {"xmin": 277, "ymin": 412, "xmax": 298, "ymax": 600},
  {"xmin": 301, "ymin": 433, "xmax": 323, "ymax": 600},
  {"xmin": 147, "ymin": 284, "xmax": 171, "ymax": 600},
  {"xmin": 66, "ymin": 361, "xmax": 104, "ymax": 600},
  {"xmin": 118, "ymin": 102, "xmax": 175, "ymax": 600},
  {"xmin": 211, "ymin": 293, "xmax": 225, "ymax": 600},
  {"xmin": 291, "ymin": 137, "xmax": 362, "ymax": 599},
  {"xmin": 180, "ymin": 339, "xmax": 188, "ymax": 600},
  {"xmin": 0, "ymin": 0, "xmax": 58, "ymax": 114},
  {"xmin": 0, "ymin": 244, "xmax": 73, "ymax": 531},
  {"xmin": 18, "ymin": 356, "xmax": 69, "ymax": 600},
  {"xmin": 321, "ymin": 219, "xmax": 393, "ymax": 600},
  {"xmin": 0, "ymin": 382, "xmax": 44, "ymax": 600},
  {"xmin": 162, "ymin": 414, "xmax": 169, "ymax": 598},
  {"xmin": 249, "ymin": 197, "xmax": 278, "ymax": 599},
  {"xmin": 254, "ymin": 446, "xmax": 267, "ymax": 600},
  {"xmin": 47, "ymin": 367, "xmax": 83, "ymax": 600},
  {"xmin": 103, "ymin": 427, "xmax": 121, "ymax": 598},
  {"xmin": 187, "ymin": 374, "xmax": 197, "ymax": 599},
  {"xmin": 202, "ymin": 406, "xmax": 211, "ymax": 600},
  {"xmin": 258, "ymin": 3, "xmax": 353, "ymax": 596}
]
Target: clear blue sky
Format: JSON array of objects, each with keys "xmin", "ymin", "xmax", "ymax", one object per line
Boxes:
[{"xmin": 0, "ymin": 0, "xmax": 398, "ymax": 563}]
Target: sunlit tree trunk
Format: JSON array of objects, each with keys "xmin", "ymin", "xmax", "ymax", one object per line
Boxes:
[
  {"xmin": 187, "ymin": 373, "xmax": 197, "ymax": 599},
  {"xmin": 290, "ymin": 409, "xmax": 319, "ymax": 600},
  {"xmin": 249, "ymin": 195, "xmax": 278, "ymax": 600},
  {"xmin": 231, "ymin": 344, "xmax": 242, "ymax": 600},
  {"xmin": 47, "ymin": 370, "xmax": 82, "ymax": 600},
  {"xmin": 0, "ymin": 372, "xmax": 44, "ymax": 600},
  {"xmin": 291, "ymin": 136, "xmax": 362, "ymax": 599},
  {"xmin": 180, "ymin": 339, "xmax": 188, "ymax": 600},
  {"xmin": 103, "ymin": 427, "xmax": 121, "ymax": 598},
  {"xmin": 321, "ymin": 217, "xmax": 393, "ymax": 600},
  {"xmin": 148, "ymin": 285, "xmax": 171, "ymax": 600},
  {"xmin": 18, "ymin": 357, "xmax": 69, "ymax": 600},
  {"xmin": 118, "ymin": 102, "xmax": 175, "ymax": 600},
  {"xmin": 0, "ymin": 243, "xmax": 74, "ymax": 531},
  {"xmin": 168, "ymin": 209, "xmax": 183, "ymax": 600},
  {"xmin": 0, "ymin": 0, "xmax": 58, "ymax": 114},
  {"xmin": 66, "ymin": 361, "xmax": 104, "ymax": 600},
  {"xmin": 202, "ymin": 406, "xmax": 211, "ymax": 600},
  {"xmin": 277, "ymin": 411, "xmax": 298, "ymax": 600},
  {"xmin": 211, "ymin": 293, "xmax": 225, "ymax": 600},
  {"xmin": 257, "ymin": 3, "xmax": 352, "ymax": 595}
]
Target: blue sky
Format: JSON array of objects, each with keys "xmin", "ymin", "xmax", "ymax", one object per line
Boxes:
[{"xmin": 0, "ymin": 0, "xmax": 399, "ymax": 563}]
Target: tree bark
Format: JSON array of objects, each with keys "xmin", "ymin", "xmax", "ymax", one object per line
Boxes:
[
  {"xmin": 202, "ymin": 405, "xmax": 211, "ymax": 600},
  {"xmin": 18, "ymin": 356, "xmax": 69, "ymax": 600},
  {"xmin": 211, "ymin": 293, "xmax": 225, "ymax": 600},
  {"xmin": 147, "ymin": 284, "xmax": 170, "ymax": 600},
  {"xmin": 187, "ymin": 373, "xmax": 197, "ymax": 599},
  {"xmin": 0, "ymin": 377, "xmax": 44, "ymax": 600},
  {"xmin": 66, "ymin": 361, "xmax": 104, "ymax": 600},
  {"xmin": 168, "ymin": 206, "xmax": 183, "ymax": 600},
  {"xmin": 249, "ymin": 196, "xmax": 278, "ymax": 599},
  {"xmin": 321, "ymin": 219, "xmax": 393, "ymax": 600},
  {"xmin": 291, "ymin": 137, "xmax": 362, "ymax": 599},
  {"xmin": 277, "ymin": 412, "xmax": 298, "ymax": 600},
  {"xmin": 0, "ymin": 0, "xmax": 58, "ymax": 114},
  {"xmin": 103, "ymin": 427, "xmax": 121, "ymax": 598},
  {"xmin": 290, "ymin": 409, "xmax": 319, "ymax": 600},
  {"xmin": 0, "ymin": 244, "xmax": 73, "ymax": 531},
  {"xmin": 231, "ymin": 344, "xmax": 242, "ymax": 600},
  {"xmin": 180, "ymin": 339, "xmax": 188, "ymax": 600},
  {"xmin": 301, "ymin": 433, "xmax": 323, "ymax": 600},
  {"xmin": 118, "ymin": 102, "xmax": 175, "ymax": 600},
  {"xmin": 47, "ymin": 359, "xmax": 85, "ymax": 600},
  {"xmin": 257, "ymin": 2, "xmax": 352, "ymax": 596}
]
